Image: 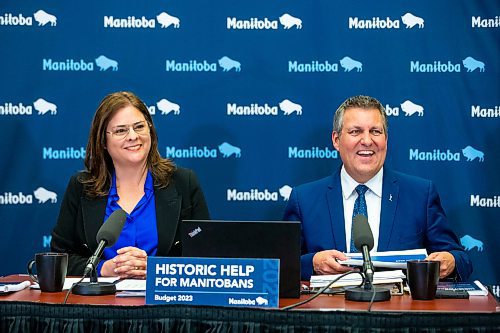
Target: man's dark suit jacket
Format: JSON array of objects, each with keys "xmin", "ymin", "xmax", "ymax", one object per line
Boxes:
[
  {"xmin": 283, "ymin": 167, "xmax": 472, "ymax": 281},
  {"xmin": 51, "ymin": 167, "xmax": 210, "ymax": 275}
]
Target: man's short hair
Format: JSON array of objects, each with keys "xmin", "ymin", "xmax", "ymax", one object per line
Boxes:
[{"xmin": 333, "ymin": 95, "xmax": 387, "ymax": 135}]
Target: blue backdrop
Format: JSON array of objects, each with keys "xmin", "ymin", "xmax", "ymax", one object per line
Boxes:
[{"xmin": 0, "ymin": 1, "xmax": 498, "ymax": 284}]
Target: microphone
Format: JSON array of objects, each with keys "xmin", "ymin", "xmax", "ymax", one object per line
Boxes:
[
  {"xmin": 345, "ymin": 214, "xmax": 391, "ymax": 302},
  {"xmin": 72, "ymin": 209, "xmax": 127, "ymax": 296},
  {"xmin": 83, "ymin": 209, "xmax": 127, "ymax": 276},
  {"xmin": 352, "ymin": 214, "xmax": 375, "ymax": 287}
]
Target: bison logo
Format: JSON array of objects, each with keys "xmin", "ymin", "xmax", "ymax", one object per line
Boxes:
[
  {"xmin": 34, "ymin": 10, "xmax": 57, "ymax": 26},
  {"xmin": 462, "ymin": 57, "xmax": 485, "ymax": 72},
  {"xmin": 255, "ymin": 296, "xmax": 269, "ymax": 306},
  {"xmin": 279, "ymin": 99, "xmax": 302, "ymax": 115},
  {"xmin": 339, "ymin": 56, "xmax": 362, "ymax": 72},
  {"xmin": 279, "ymin": 185, "xmax": 292, "ymax": 201},
  {"xmin": 157, "ymin": 99, "xmax": 180, "ymax": 115},
  {"xmin": 462, "ymin": 146, "xmax": 484, "ymax": 162},
  {"xmin": 279, "ymin": 13, "xmax": 302, "ymax": 29},
  {"xmin": 401, "ymin": 13, "xmax": 424, "ymax": 28},
  {"xmin": 95, "ymin": 55, "xmax": 118, "ymax": 71},
  {"xmin": 218, "ymin": 56, "xmax": 241, "ymax": 72},
  {"xmin": 33, "ymin": 98, "xmax": 57, "ymax": 115},
  {"xmin": 460, "ymin": 235, "xmax": 484, "ymax": 251},
  {"xmin": 400, "ymin": 100, "xmax": 424, "ymax": 116},
  {"xmin": 156, "ymin": 12, "xmax": 180, "ymax": 28},
  {"xmin": 33, "ymin": 187, "xmax": 57, "ymax": 204},
  {"xmin": 218, "ymin": 142, "xmax": 241, "ymax": 158}
]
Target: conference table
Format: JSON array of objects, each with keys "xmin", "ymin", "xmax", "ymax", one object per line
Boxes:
[{"xmin": 1, "ymin": 275, "xmax": 499, "ymax": 332}]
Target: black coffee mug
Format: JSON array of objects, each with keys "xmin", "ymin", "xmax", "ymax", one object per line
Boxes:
[
  {"xmin": 406, "ymin": 260, "xmax": 440, "ymax": 300},
  {"xmin": 27, "ymin": 252, "xmax": 68, "ymax": 292}
]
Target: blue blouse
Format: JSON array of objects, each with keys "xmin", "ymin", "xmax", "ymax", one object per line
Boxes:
[{"xmin": 97, "ymin": 171, "xmax": 158, "ymax": 275}]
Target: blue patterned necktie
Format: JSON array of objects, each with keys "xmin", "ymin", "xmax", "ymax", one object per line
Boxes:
[{"xmin": 351, "ymin": 184, "xmax": 368, "ymax": 253}]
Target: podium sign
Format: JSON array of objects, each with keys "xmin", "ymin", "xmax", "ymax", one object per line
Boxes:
[{"xmin": 146, "ymin": 257, "xmax": 279, "ymax": 308}]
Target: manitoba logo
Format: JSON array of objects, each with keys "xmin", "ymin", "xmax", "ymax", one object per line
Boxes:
[
  {"xmin": 103, "ymin": 11, "xmax": 180, "ymax": 29},
  {"xmin": 165, "ymin": 56, "xmax": 241, "ymax": 72},
  {"xmin": 409, "ymin": 145, "xmax": 484, "ymax": 162},
  {"xmin": 43, "ymin": 147, "xmax": 86, "ymax": 159},
  {"xmin": 227, "ymin": 188, "xmax": 278, "ymax": 201},
  {"xmin": 384, "ymin": 100, "xmax": 424, "ymax": 117},
  {"xmin": 228, "ymin": 185, "xmax": 293, "ymax": 202},
  {"xmin": 288, "ymin": 56, "xmax": 362, "ymax": 73},
  {"xmin": 0, "ymin": 9, "xmax": 57, "ymax": 27},
  {"xmin": 288, "ymin": 147, "xmax": 338, "ymax": 159},
  {"xmin": 227, "ymin": 103, "xmax": 278, "ymax": 116},
  {"xmin": 165, "ymin": 142, "xmax": 241, "ymax": 159},
  {"xmin": 349, "ymin": 12, "xmax": 424, "ymax": 29},
  {"xmin": 0, "ymin": 187, "xmax": 57, "ymax": 205},
  {"xmin": 0, "ymin": 98, "xmax": 58, "ymax": 116},
  {"xmin": 42, "ymin": 54, "xmax": 118, "ymax": 71},
  {"xmin": 410, "ymin": 56, "xmax": 485, "ymax": 73},
  {"xmin": 289, "ymin": 60, "xmax": 338, "ymax": 73},
  {"xmin": 226, "ymin": 99, "xmax": 302, "ymax": 116},
  {"xmin": 227, "ymin": 13, "xmax": 302, "ymax": 30}
]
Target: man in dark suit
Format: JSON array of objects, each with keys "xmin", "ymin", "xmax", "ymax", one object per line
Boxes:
[{"xmin": 283, "ymin": 95, "xmax": 472, "ymax": 281}]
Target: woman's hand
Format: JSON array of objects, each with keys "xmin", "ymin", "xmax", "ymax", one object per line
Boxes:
[{"xmin": 100, "ymin": 246, "xmax": 148, "ymax": 279}]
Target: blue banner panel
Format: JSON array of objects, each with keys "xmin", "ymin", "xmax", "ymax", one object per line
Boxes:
[
  {"xmin": 0, "ymin": 1, "xmax": 498, "ymax": 285},
  {"xmin": 146, "ymin": 257, "xmax": 279, "ymax": 308}
]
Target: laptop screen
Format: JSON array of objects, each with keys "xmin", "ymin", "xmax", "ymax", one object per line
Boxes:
[{"xmin": 181, "ymin": 220, "xmax": 301, "ymax": 298}]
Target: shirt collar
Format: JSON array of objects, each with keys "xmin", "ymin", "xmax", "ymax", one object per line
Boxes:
[
  {"xmin": 340, "ymin": 165, "xmax": 384, "ymax": 199},
  {"xmin": 109, "ymin": 170, "xmax": 154, "ymax": 198}
]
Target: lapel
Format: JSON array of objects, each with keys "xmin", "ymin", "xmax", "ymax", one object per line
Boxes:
[
  {"xmin": 154, "ymin": 184, "xmax": 181, "ymax": 255},
  {"xmin": 378, "ymin": 169, "xmax": 399, "ymax": 251},
  {"xmin": 326, "ymin": 170, "xmax": 347, "ymax": 252},
  {"xmin": 81, "ymin": 196, "xmax": 107, "ymax": 252}
]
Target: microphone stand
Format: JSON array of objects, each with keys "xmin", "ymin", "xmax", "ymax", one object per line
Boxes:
[
  {"xmin": 72, "ymin": 260, "xmax": 117, "ymax": 296},
  {"xmin": 345, "ymin": 246, "xmax": 391, "ymax": 302}
]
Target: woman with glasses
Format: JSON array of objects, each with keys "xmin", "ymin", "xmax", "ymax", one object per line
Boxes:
[{"xmin": 51, "ymin": 91, "xmax": 210, "ymax": 278}]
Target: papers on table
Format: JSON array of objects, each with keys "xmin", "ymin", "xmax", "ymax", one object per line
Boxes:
[
  {"xmin": 437, "ymin": 280, "xmax": 489, "ymax": 296},
  {"xmin": 338, "ymin": 249, "xmax": 427, "ymax": 269},
  {"xmin": 310, "ymin": 270, "xmax": 406, "ymax": 295},
  {"xmin": 30, "ymin": 277, "xmax": 146, "ymax": 291},
  {"xmin": 0, "ymin": 281, "xmax": 31, "ymax": 294}
]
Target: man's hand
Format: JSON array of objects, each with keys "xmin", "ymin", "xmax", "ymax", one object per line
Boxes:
[
  {"xmin": 426, "ymin": 251, "xmax": 455, "ymax": 278},
  {"xmin": 312, "ymin": 250, "xmax": 355, "ymax": 275}
]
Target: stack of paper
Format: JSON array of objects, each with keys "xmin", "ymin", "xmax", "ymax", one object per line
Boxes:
[
  {"xmin": 338, "ymin": 249, "xmax": 427, "ymax": 269},
  {"xmin": 310, "ymin": 270, "xmax": 406, "ymax": 294}
]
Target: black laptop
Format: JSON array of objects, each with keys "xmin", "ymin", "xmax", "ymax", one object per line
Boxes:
[{"xmin": 181, "ymin": 220, "xmax": 301, "ymax": 298}]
